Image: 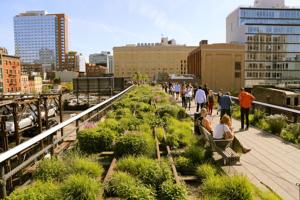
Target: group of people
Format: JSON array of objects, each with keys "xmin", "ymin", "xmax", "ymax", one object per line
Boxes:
[
  {"xmin": 194, "ymin": 87, "xmax": 255, "ymax": 155},
  {"xmin": 163, "ymin": 82, "xmax": 255, "ymax": 155}
]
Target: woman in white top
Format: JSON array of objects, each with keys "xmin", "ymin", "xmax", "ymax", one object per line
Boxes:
[
  {"xmin": 184, "ymin": 84, "xmax": 193, "ymax": 110},
  {"xmin": 213, "ymin": 115, "xmax": 251, "ymax": 154}
]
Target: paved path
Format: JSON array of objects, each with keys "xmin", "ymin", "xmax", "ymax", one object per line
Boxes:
[{"xmin": 184, "ymin": 102, "xmax": 300, "ymax": 200}]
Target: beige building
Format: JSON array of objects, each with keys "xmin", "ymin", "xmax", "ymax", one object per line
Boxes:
[
  {"xmin": 188, "ymin": 42, "xmax": 245, "ymax": 93},
  {"xmin": 21, "ymin": 74, "xmax": 29, "ymax": 93},
  {"xmin": 113, "ymin": 37, "xmax": 196, "ymax": 79},
  {"xmin": 33, "ymin": 76, "xmax": 43, "ymax": 93}
]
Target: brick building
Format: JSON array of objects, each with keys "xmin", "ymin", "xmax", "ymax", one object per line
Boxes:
[
  {"xmin": 0, "ymin": 51, "xmax": 21, "ymax": 93},
  {"xmin": 86, "ymin": 64, "xmax": 108, "ymax": 77}
]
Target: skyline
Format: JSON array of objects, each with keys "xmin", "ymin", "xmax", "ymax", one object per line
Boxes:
[{"xmin": 1, "ymin": 0, "xmax": 300, "ymax": 61}]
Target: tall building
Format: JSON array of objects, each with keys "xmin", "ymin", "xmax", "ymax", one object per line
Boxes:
[
  {"xmin": 0, "ymin": 50, "xmax": 21, "ymax": 93},
  {"xmin": 227, "ymin": 0, "xmax": 300, "ymax": 88},
  {"xmin": 187, "ymin": 42, "xmax": 245, "ymax": 92},
  {"xmin": 14, "ymin": 11, "xmax": 68, "ymax": 69},
  {"xmin": 89, "ymin": 51, "xmax": 114, "ymax": 74},
  {"xmin": 113, "ymin": 37, "xmax": 196, "ymax": 79},
  {"xmin": 65, "ymin": 51, "xmax": 86, "ymax": 72}
]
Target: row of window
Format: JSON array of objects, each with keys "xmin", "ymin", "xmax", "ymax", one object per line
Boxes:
[
  {"xmin": 240, "ymin": 9, "xmax": 300, "ymax": 19},
  {"xmin": 248, "ymin": 26, "xmax": 300, "ymax": 34},
  {"xmin": 241, "ymin": 18, "xmax": 300, "ymax": 25}
]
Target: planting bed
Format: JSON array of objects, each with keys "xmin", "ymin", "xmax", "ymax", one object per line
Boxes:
[{"xmin": 6, "ymin": 85, "xmax": 282, "ymax": 200}]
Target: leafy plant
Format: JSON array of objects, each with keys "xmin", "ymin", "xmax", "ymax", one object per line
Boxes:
[
  {"xmin": 105, "ymin": 171, "xmax": 156, "ymax": 200},
  {"xmin": 159, "ymin": 180, "xmax": 188, "ymax": 200},
  {"xmin": 195, "ymin": 163, "xmax": 217, "ymax": 182},
  {"xmin": 185, "ymin": 145, "xmax": 210, "ymax": 164},
  {"xmin": 265, "ymin": 115, "xmax": 287, "ymax": 134},
  {"xmin": 175, "ymin": 156, "xmax": 195, "ymax": 175},
  {"xmin": 117, "ymin": 156, "xmax": 172, "ymax": 188},
  {"xmin": 251, "ymin": 109, "xmax": 266, "ymax": 126},
  {"xmin": 60, "ymin": 174, "xmax": 101, "ymax": 200},
  {"xmin": 34, "ymin": 158, "xmax": 67, "ymax": 182},
  {"xmin": 280, "ymin": 123, "xmax": 300, "ymax": 144},
  {"xmin": 202, "ymin": 175, "xmax": 253, "ymax": 200},
  {"xmin": 6, "ymin": 181, "xmax": 59, "ymax": 200},
  {"xmin": 114, "ymin": 132, "xmax": 155, "ymax": 157},
  {"xmin": 68, "ymin": 157, "xmax": 104, "ymax": 178},
  {"xmin": 77, "ymin": 127, "xmax": 116, "ymax": 153}
]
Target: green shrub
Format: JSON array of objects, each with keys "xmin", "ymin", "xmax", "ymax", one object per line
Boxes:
[
  {"xmin": 253, "ymin": 186, "xmax": 282, "ymax": 200},
  {"xmin": 99, "ymin": 118, "xmax": 123, "ymax": 134},
  {"xmin": 159, "ymin": 180, "xmax": 188, "ymax": 200},
  {"xmin": 156, "ymin": 127, "xmax": 165, "ymax": 142},
  {"xmin": 106, "ymin": 172, "xmax": 156, "ymax": 200},
  {"xmin": 6, "ymin": 181, "xmax": 59, "ymax": 200},
  {"xmin": 34, "ymin": 158, "xmax": 66, "ymax": 181},
  {"xmin": 155, "ymin": 105, "xmax": 180, "ymax": 118},
  {"xmin": 78, "ymin": 128, "xmax": 116, "ymax": 153},
  {"xmin": 117, "ymin": 156, "xmax": 172, "ymax": 188},
  {"xmin": 114, "ymin": 132, "xmax": 155, "ymax": 157},
  {"xmin": 202, "ymin": 175, "xmax": 253, "ymax": 200},
  {"xmin": 165, "ymin": 118, "xmax": 195, "ymax": 148},
  {"xmin": 256, "ymin": 118, "xmax": 270, "ymax": 131},
  {"xmin": 175, "ymin": 156, "xmax": 195, "ymax": 175},
  {"xmin": 69, "ymin": 157, "xmax": 104, "ymax": 178},
  {"xmin": 280, "ymin": 123, "xmax": 300, "ymax": 144},
  {"xmin": 114, "ymin": 108, "xmax": 132, "ymax": 119},
  {"xmin": 60, "ymin": 174, "xmax": 101, "ymax": 200},
  {"xmin": 195, "ymin": 163, "xmax": 217, "ymax": 181},
  {"xmin": 265, "ymin": 115, "xmax": 287, "ymax": 134},
  {"xmin": 251, "ymin": 109, "xmax": 266, "ymax": 126},
  {"xmin": 185, "ymin": 145, "xmax": 210, "ymax": 164},
  {"xmin": 231, "ymin": 105, "xmax": 241, "ymax": 119}
]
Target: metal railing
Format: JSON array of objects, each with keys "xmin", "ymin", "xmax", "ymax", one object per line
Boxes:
[
  {"xmin": 0, "ymin": 85, "xmax": 134, "ymax": 197},
  {"xmin": 229, "ymin": 96, "xmax": 300, "ymax": 123}
]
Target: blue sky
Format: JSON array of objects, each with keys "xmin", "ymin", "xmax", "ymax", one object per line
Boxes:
[{"xmin": 0, "ymin": 0, "xmax": 299, "ymax": 60}]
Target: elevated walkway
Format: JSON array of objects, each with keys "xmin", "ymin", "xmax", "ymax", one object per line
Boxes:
[{"xmin": 186, "ymin": 105, "xmax": 300, "ymax": 200}]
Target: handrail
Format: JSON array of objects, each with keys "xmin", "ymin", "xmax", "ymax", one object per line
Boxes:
[
  {"xmin": 0, "ymin": 85, "xmax": 134, "ymax": 164},
  {"xmin": 229, "ymin": 96, "xmax": 300, "ymax": 115}
]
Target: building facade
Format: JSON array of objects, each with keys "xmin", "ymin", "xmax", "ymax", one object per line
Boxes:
[
  {"xmin": 86, "ymin": 64, "xmax": 108, "ymax": 77},
  {"xmin": 65, "ymin": 51, "xmax": 86, "ymax": 72},
  {"xmin": 0, "ymin": 52, "xmax": 21, "ymax": 93},
  {"xmin": 187, "ymin": 43, "xmax": 245, "ymax": 92},
  {"xmin": 14, "ymin": 11, "xmax": 68, "ymax": 69},
  {"xmin": 227, "ymin": 0, "xmax": 300, "ymax": 88},
  {"xmin": 21, "ymin": 63, "xmax": 43, "ymax": 75},
  {"xmin": 113, "ymin": 37, "xmax": 196, "ymax": 79},
  {"xmin": 21, "ymin": 74, "xmax": 29, "ymax": 93},
  {"xmin": 89, "ymin": 51, "xmax": 114, "ymax": 73}
]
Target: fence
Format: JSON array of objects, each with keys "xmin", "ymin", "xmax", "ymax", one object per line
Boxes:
[{"xmin": 0, "ymin": 85, "xmax": 134, "ymax": 197}]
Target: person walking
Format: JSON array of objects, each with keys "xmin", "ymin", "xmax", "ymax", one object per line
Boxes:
[
  {"xmin": 207, "ymin": 90, "xmax": 214, "ymax": 115},
  {"xmin": 239, "ymin": 88, "xmax": 255, "ymax": 131},
  {"xmin": 217, "ymin": 89, "xmax": 223, "ymax": 115},
  {"xmin": 174, "ymin": 83, "xmax": 181, "ymax": 100},
  {"xmin": 180, "ymin": 83, "xmax": 187, "ymax": 108},
  {"xmin": 195, "ymin": 86, "xmax": 207, "ymax": 112},
  {"xmin": 185, "ymin": 84, "xmax": 193, "ymax": 110},
  {"xmin": 219, "ymin": 92, "xmax": 233, "ymax": 118}
]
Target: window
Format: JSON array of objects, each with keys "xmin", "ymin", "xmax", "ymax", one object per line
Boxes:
[
  {"xmin": 235, "ymin": 62, "xmax": 241, "ymax": 70},
  {"xmin": 295, "ymin": 97, "xmax": 299, "ymax": 106},
  {"xmin": 286, "ymin": 98, "xmax": 291, "ymax": 106},
  {"xmin": 235, "ymin": 72, "xmax": 241, "ymax": 78}
]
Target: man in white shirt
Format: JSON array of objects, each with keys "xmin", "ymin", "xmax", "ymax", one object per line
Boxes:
[{"xmin": 195, "ymin": 86, "xmax": 206, "ymax": 112}]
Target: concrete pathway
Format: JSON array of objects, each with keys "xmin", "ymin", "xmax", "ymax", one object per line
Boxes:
[{"xmin": 184, "ymin": 102, "xmax": 300, "ymax": 200}]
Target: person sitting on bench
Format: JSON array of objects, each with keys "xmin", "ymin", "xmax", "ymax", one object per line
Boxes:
[
  {"xmin": 213, "ymin": 115, "xmax": 251, "ymax": 154},
  {"xmin": 197, "ymin": 108, "xmax": 213, "ymax": 134}
]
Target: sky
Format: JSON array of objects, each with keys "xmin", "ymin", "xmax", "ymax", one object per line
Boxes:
[{"xmin": 0, "ymin": 0, "xmax": 300, "ymax": 61}]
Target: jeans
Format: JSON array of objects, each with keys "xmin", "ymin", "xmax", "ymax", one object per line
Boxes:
[
  {"xmin": 240, "ymin": 107, "xmax": 250, "ymax": 129},
  {"xmin": 220, "ymin": 109, "xmax": 231, "ymax": 118},
  {"xmin": 185, "ymin": 97, "xmax": 192, "ymax": 109},
  {"xmin": 196, "ymin": 103, "xmax": 205, "ymax": 112}
]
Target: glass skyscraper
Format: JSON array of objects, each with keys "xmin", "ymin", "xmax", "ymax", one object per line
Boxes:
[
  {"xmin": 14, "ymin": 11, "xmax": 68, "ymax": 69},
  {"xmin": 227, "ymin": 0, "xmax": 300, "ymax": 87}
]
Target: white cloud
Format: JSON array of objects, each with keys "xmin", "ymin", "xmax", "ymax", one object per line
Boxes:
[{"xmin": 128, "ymin": 0, "xmax": 193, "ymax": 41}]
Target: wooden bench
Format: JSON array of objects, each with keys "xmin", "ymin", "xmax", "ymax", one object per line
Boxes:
[{"xmin": 199, "ymin": 126, "xmax": 240, "ymax": 165}]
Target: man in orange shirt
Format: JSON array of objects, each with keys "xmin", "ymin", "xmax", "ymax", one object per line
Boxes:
[{"xmin": 239, "ymin": 88, "xmax": 255, "ymax": 130}]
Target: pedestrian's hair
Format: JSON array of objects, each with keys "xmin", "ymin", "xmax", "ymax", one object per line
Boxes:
[
  {"xmin": 198, "ymin": 86, "xmax": 202, "ymax": 89},
  {"xmin": 220, "ymin": 115, "xmax": 231, "ymax": 126},
  {"xmin": 200, "ymin": 108, "xmax": 207, "ymax": 116}
]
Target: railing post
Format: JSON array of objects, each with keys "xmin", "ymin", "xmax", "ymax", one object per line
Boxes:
[
  {"xmin": 76, "ymin": 119, "xmax": 79, "ymax": 135},
  {"xmin": 59, "ymin": 94, "xmax": 63, "ymax": 138},
  {"xmin": 296, "ymin": 183, "xmax": 300, "ymax": 200},
  {"xmin": 293, "ymin": 113, "xmax": 298, "ymax": 123},
  {"xmin": 1, "ymin": 165, "xmax": 6, "ymax": 198}
]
